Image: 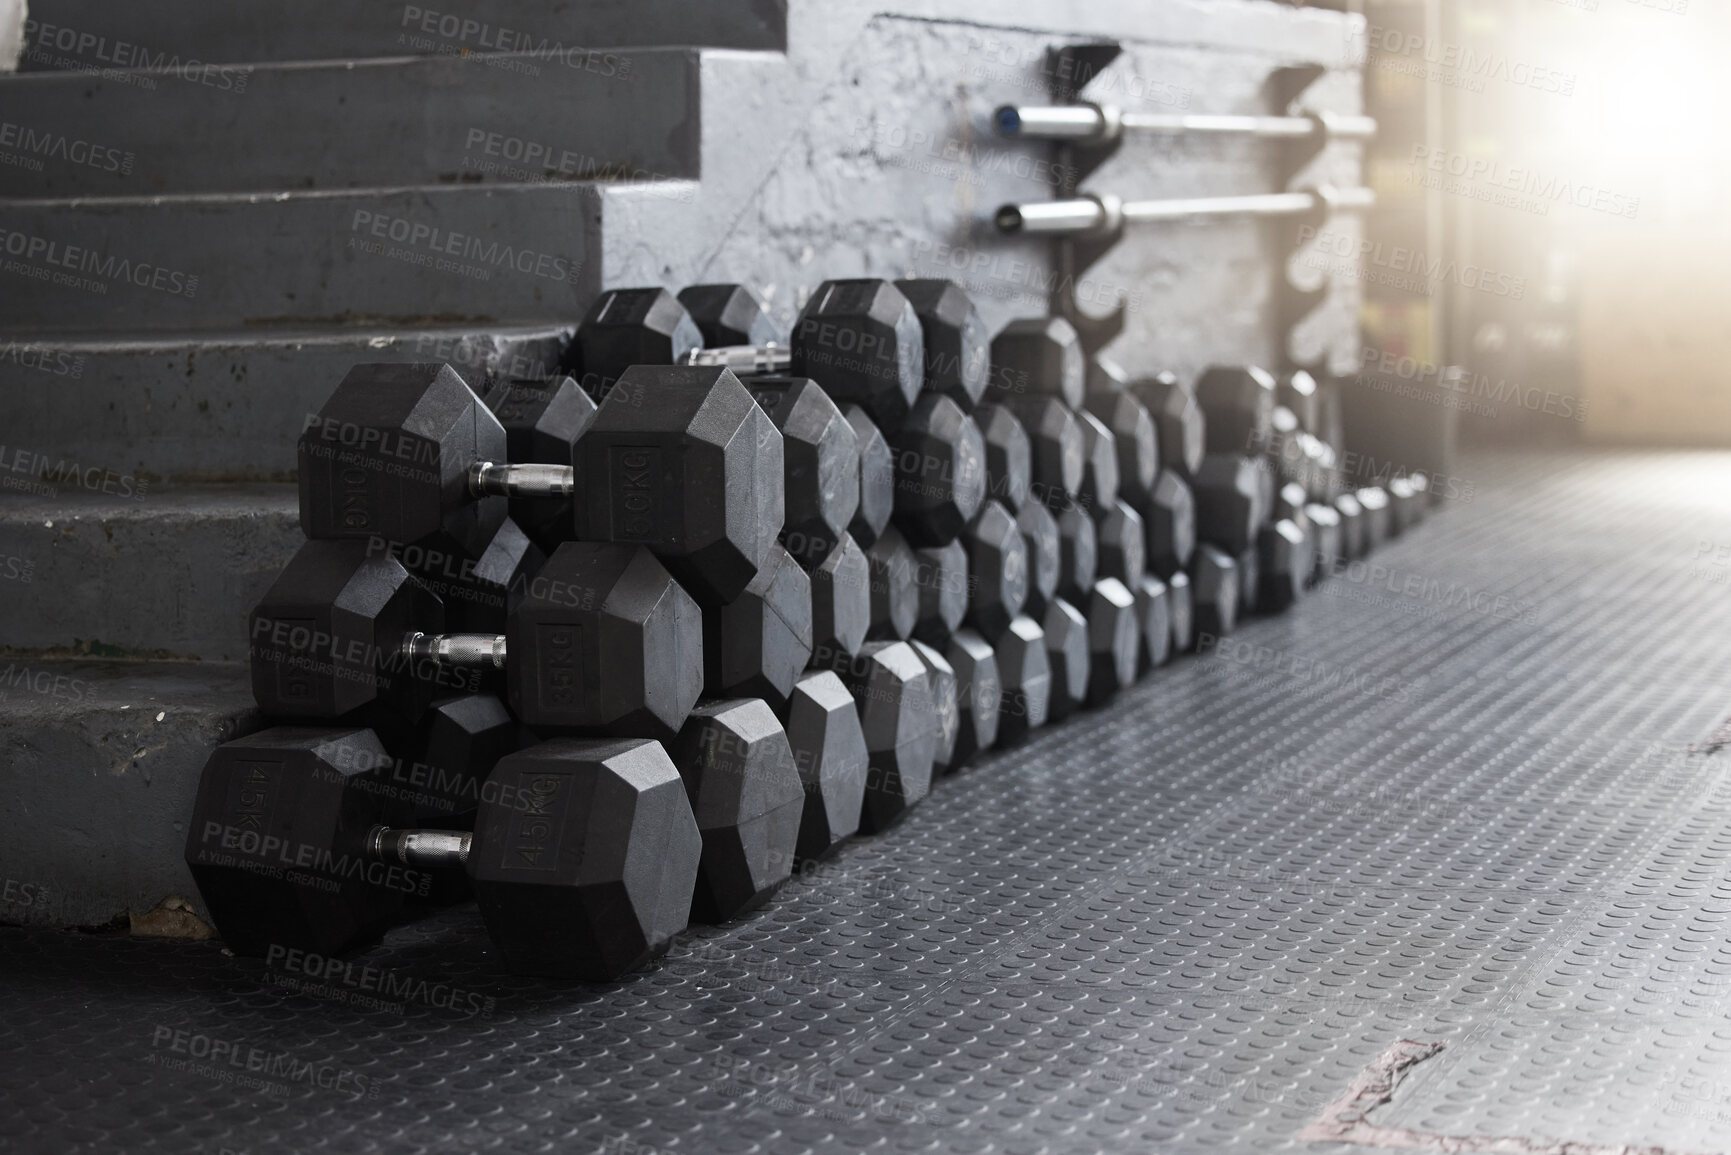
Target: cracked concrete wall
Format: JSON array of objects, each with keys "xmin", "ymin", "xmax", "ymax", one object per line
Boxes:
[{"xmin": 604, "ymin": 0, "xmax": 1366, "ymax": 388}]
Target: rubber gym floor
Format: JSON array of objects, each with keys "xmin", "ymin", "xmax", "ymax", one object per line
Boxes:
[{"xmin": 5, "ymin": 448, "xmax": 1731, "ymax": 1155}]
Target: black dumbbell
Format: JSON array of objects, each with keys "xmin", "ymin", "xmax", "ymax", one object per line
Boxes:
[
  {"xmin": 703, "ymin": 543, "xmax": 813, "ymax": 712},
  {"xmin": 993, "ymin": 615, "xmax": 1052, "ymax": 747},
  {"xmin": 480, "ymin": 375, "xmax": 597, "ymax": 554},
  {"xmin": 300, "ymin": 362, "xmax": 784, "ymax": 606},
  {"xmin": 1084, "ymin": 382, "xmax": 1160, "ymax": 508},
  {"xmin": 185, "ymin": 726, "xmax": 700, "ymax": 979},
  {"xmin": 988, "ymin": 316, "xmax": 1085, "ymax": 409},
  {"xmin": 974, "ymin": 402, "xmax": 1034, "ymax": 511},
  {"xmin": 810, "ymin": 534, "xmax": 871, "ymax": 660},
  {"xmin": 1074, "ymin": 408, "xmax": 1120, "ymax": 515},
  {"xmin": 368, "ymin": 517, "xmax": 545, "ymax": 636},
  {"xmin": 864, "ymin": 525, "xmax": 918, "ymax": 641},
  {"xmin": 1095, "ymin": 499, "xmax": 1146, "ymax": 588},
  {"xmin": 1191, "ymin": 454, "xmax": 1269, "ymax": 557},
  {"xmin": 892, "ymin": 394, "xmax": 986, "ymax": 546},
  {"xmin": 1084, "ymin": 578, "xmax": 1140, "ymax": 706},
  {"xmin": 1042, "ymin": 597, "xmax": 1090, "ymax": 723},
  {"xmin": 895, "ymin": 278, "xmax": 991, "ymax": 411},
  {"xmin": 1130, "ymin": 372, "xmax": 1205, "ymax": 480},
  {"xmin": 960, "ymin": 500, "xmax": 1029, "ymax": 641},
  {"xmin": 678, "ymin": 283, "xmax": 782, "ymax": 348},
  {"xmin": 1142, "ymin": 469, "xmax": 1197, "ymax": 581},
  {"xmin": 742, "ymin": 376, "xmax": 860, "ymax": 568},
  {"xmin": 827, "ymin": 641, "xmax": 938, "ymax": 833},
  {"xmin": 250, "ymin": 538, "xmax": 703, "ymax": 737},
  {"xmin": 1196, "ymin": 365, "xmax": 1276, "ymax": 456},
  {"xmin": 846, "ymin": 403, "xmax": 896, "ymax": 548},
  {"xmin": 911, "ymin": 640, "xmax": 961, "ymax": 774},
  {"xmin": 669, "ymin": 698, "xmax": 806, "ymax": 922},
  {"xmin": 1134, "ymin": 576, "xmax": 1173, "ymax": 674},
  {"xmin": 784, "ymin": 670, "xmax": 870, "ymax": 862},
  {"xmin": 1002, "ymin": 394, "xmax": 1084, "ymax": 512},
  {"xmin": 944, "ymin": 628, "xmax": 1001, "ymax": 768},
  {"xmin": 912, "ymin": 538, "xmax": 969, "ymax": 647},
  {"xmin": 561, "ymin": 286, "xmax": 703, "ymax": 400},
  {"xmin": 1015, "ymin": 500, "xmax": 1063, "ymax": 619},
  {"xmin": 674, "ymin": 279, "xmax": 926, "ymax": 429},
  {"xmin": 1191, "ymin": 545, "xmax": 1240, "ymax": 642}
]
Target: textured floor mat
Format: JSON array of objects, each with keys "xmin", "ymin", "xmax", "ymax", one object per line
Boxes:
[{"xmin": 5, "ymin": 449, "xmax": 1731, "ymax": 1155}]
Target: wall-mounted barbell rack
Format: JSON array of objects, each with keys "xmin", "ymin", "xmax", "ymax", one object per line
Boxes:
[{"xmin": 989, "ymin": 41, "xmax": 1375, "ymax": 373}]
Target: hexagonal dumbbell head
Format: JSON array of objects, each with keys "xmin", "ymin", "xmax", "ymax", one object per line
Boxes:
[
  {"xmin": 185, "ymin": 727, "xmax": 406, "ymax": 958},
  {"xmin": 1305, "ymin": 502, "xmax": 1344, "ymax": 583},
  {"xmin": 864, "ymin": 525, "xmax": 918, "ymax": 641},
  {"xmin": 703, "ymin": 544, "xmax": 813, "ymax": 712},
  {"xmin": 1192, "ymin": 454, "xmax": 1267, "ymax": 556},
  {"xmin": 396, "ymin": 516, "xmax": 544, "ymax": 635},
  {"xmin": 506, "ymin": 542, "xmax": 704, "ymax": 737},
  {"xmin": 910, "ymin": 640, "xmax": 960, "ymax": 773},
  {"xmin": 1085, "ymin": 578, "xmax": 1140, "ymax": 706},
  {"xmin": 567, "ymin": 287, "xmax": 704, "ymax": 402},
  {"xmin": 912, "ymin": 538, "xmax": 968, "ymax": 646},
  {"xmin": 670, "ymin": 699, "xmax": 804, "ymax": 923},
  {"xmin": 845, "ymin": 404, "xmax": 895, "ymax": 548},
  {"xmin": 1041, "ymin": 598, "xmax": 1090, "ymax": 723},
  {"xmin": 961, "ymin": 501, "xmax": 1028, "ymax": 641},
  {"xmin": 1134, "ymin": 575, "xmax": 1173, "ymax": 674},
  {"xmin": 810, "ymin": 534, "xmax": 871, "ymax": 662},
  {"xmin": 1387, "ymin": 475, "xmax": 1417, "ymax": 535},
  {"xmin": 743, "ymin": 376, "xmax": 860, "ymax": 567},
  {"xmin": 988, "ymin": 315, "xmax": 1084, "ymax": 408},
  {"xmin": 299, "ymin": 362, "xmax": 507, "ymax": 557},
  {"xmin": 1130, "ymin": 372, "xmax": 1205, "ymax": 479},
  {"xmin": 895, "ymin": 278, "xmax": 989, "ymax": 410},
  {"xmin": 574, "ymin": 364, "xmax": 783, "ymax": 604},
  {"xmin": 892, "ymin": 394, "xmax": 986, "ymax": 547},
  {"xmin": 1278, "ymin": 369, "xmax": 1320, "ymax": 433},
  {"xmin": 1196, "ymin": 365, "xmax": 1276, "ymax": 456},
  {"xmin": 1074, "ymin": 408, "xmax": 1120, "ymax": 515},
  {"xmin": 1056, "ymin": 502, "xmax": 1098, "ymax": 606},
  {"xmin": 836, "ymin": 641, "xmax": 937, "ymax": 833},
  {"xmin": 394, "ymin": 694, "xmax": 520, "ymax": 827},
  {"xmin": 1003, "ymin": 394, "xmax": 1083, "ymax": 510},
  {"xmin": 1015, "ymin": 499, "xmax": 1063, "ymax": 620},
  {"xmin": 973, "ymin": 402, "xmax": 1032, "ymax": 511},
  {"xmin": 1235, "ymin": 545, "xmax": 1262, "ymax": 617},
  {"xmin": 994, "ymin": 615, "xmax": 1051, "ymax": 746},
  {"xmin": 481, "ymin": 375, "xmax": 597, "ymax": 552},
  {"xmin": 1190, "ymin": 545, "xmax": 1240, "ymax": 644},
  {"xmin": 1085, "ymin": 387, "xmax": 1159, "ymax": 507},
  {"xmin": 677, "ymin": 283, "xmax": 781, "ymax": 348},
  {"xmin": 944, "ymin": 629, "xmax": 1001, "ymax": 768},
  {"xmin": 1257, "ymin": 519, "xmax": 1308, "ymax": 614},
  {"xmin": 1086, "ymin": 355, "xmax": 1129, "ymax": 396},
  {"xmin": 792, "ymin": 279, "xmax": 924, "ymax": 429},
  {"xmin": 784, "ymin": 671, "xmax": 870, "ymax": 862},
  {"xmin": 1357, "ymin": 486, "xmax": 1392, "ymax": 549},
  {"xmin": 469, "ymin": 737, "xmax": 701, "ymax": 979},
  {"xmin": 1095, "ymin": 499, "xmax": 1146, "ymax": 588},
  {"xmin": 1333, "ymin": 491, "xmax": 1367, "ymax": 560},
  {"xmin": 249, "ymin": 538, "xmax": 443, "ymax": 720},
  {"xmin": 1167, "ymin": 570, "xmax": 1194, "ymax": 653}
]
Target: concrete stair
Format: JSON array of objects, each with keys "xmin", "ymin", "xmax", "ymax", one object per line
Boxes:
[{"xmin": 0, "ymin": 48, "xmax": 701, "ymax": 197}]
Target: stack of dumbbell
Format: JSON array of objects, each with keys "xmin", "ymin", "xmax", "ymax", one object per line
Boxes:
[{"xmin": 182, "ymin": 275, "xmax": 1428, "ymax": 984}]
